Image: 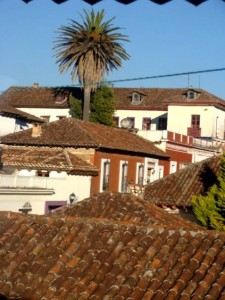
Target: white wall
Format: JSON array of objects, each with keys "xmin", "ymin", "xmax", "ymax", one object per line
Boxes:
[
  {"xmin": 114, "ymin": 109, "xmax": 167, "ymax": 129},
  {"xmin": 0, "ymin": 172, "xmax": 91, "ymax": 215},
  {"xmin": 19, "ymin": 108, "xmax": 70, "ymax": 122},
  {"xmin": 167, "ymin": 105, "xmax": 225, "ymax": 139},
  {"xmin": 0, "ymin": 115, "xmax": 32, "ymax": 136}
]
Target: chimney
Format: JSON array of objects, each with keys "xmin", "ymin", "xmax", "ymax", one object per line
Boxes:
[
  {"xmin": 32, "ymin": 123, "xmax": 42, "ymax": 137},
  {"xmin": 33, "ymin": 83, "xmax": 39, "ymax": 88}
]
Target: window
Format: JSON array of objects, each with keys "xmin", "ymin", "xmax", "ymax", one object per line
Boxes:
[
  {"xmin": 121, "ymin": 161, "xmax": 128, "ymax": 192},
  {"xmin": 137, "ymin": 163, "xmax": 144, "ymax": 185},
  {"xmin": 132, "ymin": 92, "xmax": 141, "ymax": 104},
  {"xmin": 158, "ymin": 118, "xmax": 167, "ymax": 130},
  {"xmin": 102, "ymin": 160, "xmax": 110, "ymax": 191},
  {"xmin": 191, "ymin": 115, "xmax": 200, "ymax": 128},
  {"xmin": 36, "ymin": 170, "xmax": 49, "ymax": 177},
  {"xmin": 187, "ymin": 90, "xmax": 196, "ymax": 99},
  {"xmin": 127, "ymin": 117, "xmax": 135, "ymax": 129},
  {"xmin": 170, "ymin": 161, "xmax": 177, "ymax": 174},
  {"xmin": 113, "ymin": 116, "xmax": 119, "ymax": 127},
  {"xmin": 142, "ymin": 118, "xmax": 151, "ymax": 130},
  {"xmin": 45, "ymin": 201, "xmax": 67, "ymax": 214}
]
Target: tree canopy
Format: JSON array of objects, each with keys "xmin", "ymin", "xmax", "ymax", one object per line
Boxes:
[
  {"xmin": 54, "ymin": 9, "xmax": 130, "ymax": 121},
  {"xmin": 69, "ymin": 84, "xmax": 116, "ymax": 126},
  {"xmin": 192, "ymin": 153, "xmax": 225, "ymax": 231}
]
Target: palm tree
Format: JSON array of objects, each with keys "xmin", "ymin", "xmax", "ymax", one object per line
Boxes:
[{"xmin": 54, "ymin": 9, "xmax": 130, "ymax": 121}]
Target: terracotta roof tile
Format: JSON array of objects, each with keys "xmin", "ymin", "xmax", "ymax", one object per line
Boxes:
[
  {"xmin": 114, "ymin": 87, "xmax": 225, "ymax": 109},
  {"xmin": 0, "ymin": 86, "xmax": 82, "ymax": 108},
  {"xmin": 0, "ymin": 117, "xmax": 169, "ymax": 158},
  {"xmin": 54, "ymin": 192, "xmax": 200, "ymax": 230},
  {"xmin": 144, "ymin": 154, "xmax": 221, "ymax": 207},
  {"xmin": 0, "ymin": 192, "xmax": 224, "ymax": 299},
  {"xmin": 1, "ymin": 145, "xmax": 98, "ymax": 176},
  {"xmin": 0, "ymin": 103, "xmax": 45, "ymax": 123}
]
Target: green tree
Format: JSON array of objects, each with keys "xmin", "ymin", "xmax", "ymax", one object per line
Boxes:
[
  {"xmin": 69, "ymin": 94, "xmax": 82, "ymax": 120},
  {"xmin": 192, "ymin": 154, "xmax": 225, "ymax": 231},
  {"xmin": 69, "ymin": 84, "xmax": 116, "ymax": 126},
  {"xmin": 90, "ymin": 84, "xmax": 115, "ymax": 126},
  {"xmin": 54, "ymin": 9, "xmax": 130, "ymax": 121}
]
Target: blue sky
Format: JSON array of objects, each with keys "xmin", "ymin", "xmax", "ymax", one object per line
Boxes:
[{"xmin": 1, "ymin": 0, "xmax": 225, "ymax": 99}]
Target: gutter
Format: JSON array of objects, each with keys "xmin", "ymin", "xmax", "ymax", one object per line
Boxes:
[{"xmin": 0, "ymin": 188, "xmax": 55, "ymax": 195}]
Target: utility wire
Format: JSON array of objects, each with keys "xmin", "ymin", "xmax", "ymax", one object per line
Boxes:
[{"xmin": 1, "ymin": 67, "xmax": 225, "ymax": 92}]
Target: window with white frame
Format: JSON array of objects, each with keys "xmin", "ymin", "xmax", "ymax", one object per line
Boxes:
[
  {"xmin": 101, "ymin": 159, "xmax": 110, "ymax": 191},
  {"xmin": 136, "ymin": 163, "xmax": 144, "ymax": 185},
  {"xmin": 158, "ymin": 165, "xmax": 164, "ymax": 179},
  {"xmin": 170, "ymin": 161, "xmax": 177, "ymax": 174},
  {"xmin": 131, "ymin": 92, "xmax": 141, "ymax": 104},
  {"xmin": 120, "ymin": 161, "xmax": 128, "ymax": 192}
]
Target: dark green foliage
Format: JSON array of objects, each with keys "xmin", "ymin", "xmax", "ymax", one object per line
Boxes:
[
  {"xmin": 69, "ymin": 84, "xmax": 116, "ymax": 126},
  {"xmin": 192, "ymin": 153, "xmax": 225, "ymax": 231},
  {"xmin": 90, "ymin": 84, "xmax": 115, "ymax": 126},
  {"xmin": 69, "ymin": 94, "xmax": 82, "ymax": 120}
]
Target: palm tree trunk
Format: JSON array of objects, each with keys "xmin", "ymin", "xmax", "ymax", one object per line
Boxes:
[{"xmin": 83, "ymin": 85, "xmax": 91, "ymax": 121}]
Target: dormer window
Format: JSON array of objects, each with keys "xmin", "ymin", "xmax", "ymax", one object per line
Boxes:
[
  {"xmin": 186, "ymin": 89, "xmax": 199, "ymax": 100},
  {"xmin": 132, "ymin": 92, "xmax": 142, "ymax": 104},
  {"xmin": 187, "ymin": 90, "xmax": 195, "ymax": 99}
]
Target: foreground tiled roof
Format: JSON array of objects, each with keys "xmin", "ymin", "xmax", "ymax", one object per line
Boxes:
[
  {"xmin": 54, "ymin": 192, "xmax": 200, "ymax": 230},
  {"xmin": 144, "ymin": 154, "xmax": 221, "ymax": 208},
  {"xmin": 1, "ymin": 145, "xmax": 98, "ymax": 175},
  {"xmin": 0, "ymin": 192, "xmax": 224, "ymax": 299},
  {"xmin": 0, "ymin": 103, "xmax": 45, "ymax": 123},
  {"xmin": 0, "ymin": 118, "xmax": 169, "ymax": 158},
  {"xmin": 114, "ymin": 87, "xmax": 225, "ymax": 110}
]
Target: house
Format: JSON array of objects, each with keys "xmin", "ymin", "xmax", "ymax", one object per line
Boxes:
[
  {"xmin": 0, "ymin": 192, "xmax": 224, "ymax": 299},
  {"xmin": 2, "ymin": 85, "xmax": 224, "ymax": 174},
  {"xmin": 0, "ymin": 84, "xmax": 79, "ymax": 122},
  {"xmin": 143, "ymin": 154, "xmax": 221, "ymax": 221},
  {"xmin": 0, "ymin": 117, "xmax": 170, "ymax": 214},
  {"xmin": 0, "ymin": 103, "xmax": 45, "ymax": 136},
  {"xmin": 113, "ymin": 87, "xmax": 225, "ymax": 171},
  {"xmin": 0, "ymin": 144, "xmax": 98, "ymax": 215}
]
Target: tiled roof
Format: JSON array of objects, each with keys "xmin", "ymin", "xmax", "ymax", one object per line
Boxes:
[
  {"xmin": 0, "ymin": 118, "xmax": 169, "ymax": 158},
  {"xmin": 0, "ymin": 86, "xmax": 82, "ymax": 109},
  {"xmin": 2, "ymin": 86, "xmax": 225, "ymax": 111},
  {"xmin": 144, "ymin": 154, "xmax": 221, "ymax": 208},
  {"xmin": 0, "ymin": 103, "xmax": 45, "ymax": 123},
  {"xmin": 114, "ymin": 87, "xmax": 225, "ymax": 109},
  {"xmin": 1, "ymin": 145, "xmax": 99, "ymax": 175},
  {"xmin": 0, "ymin": 192, "xmax": 224, "ymax": 299},
  {"xmin": 54, "ymin": 192, "xmax": 201, "ymax": 230}
]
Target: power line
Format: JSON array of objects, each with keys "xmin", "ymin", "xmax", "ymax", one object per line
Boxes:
[{"xmin": 1, "ymin": 67, "xmax": 225, "ymax": 92}]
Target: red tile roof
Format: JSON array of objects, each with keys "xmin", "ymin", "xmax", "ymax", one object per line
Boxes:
[
  {"xmin": 114, "ymin": 87, "xmax": 225, "ymax": 109},
  {"xmin": 2, "ymin": 86, "xmax": 224, "ymax": 111},
  {"xmin": 0, "ymin": 103, "xmax": 45, "ymax": 123},
  {"xmin": 144, "ymin": 154, "xmax": 221, "ymax": 208},
  {"xmin": 1, "ymin": 145, "xmax": 99, "ymax": 175},
  {"xmin": 0, "ymin": 192, "xmax": 224, "ymax": 299},
  {"xmin": 54, "ymin": 192, "xmax": 201, "ymax": 230},
  {"xmin": 0, "ymin": 86, "xmax": 81, "ymax": 108},
  {"xmin": 0, "ymin": 118, "xmax": 169, "ymax": 158}
]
